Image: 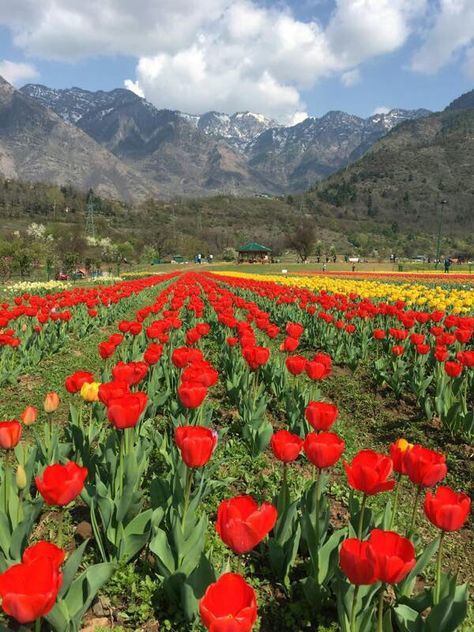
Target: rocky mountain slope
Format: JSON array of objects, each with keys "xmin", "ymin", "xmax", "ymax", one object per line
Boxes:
[
  {"xmin": 20, "ymin": 83, "xmax": 431, "ymax": 196},
  {"xmin": 0, "ymin": 78, "xmax": 160, "ymax": 201},
  {"xmin": 306, "ymin": 102, "xmax": 474, "ymax": 243}
]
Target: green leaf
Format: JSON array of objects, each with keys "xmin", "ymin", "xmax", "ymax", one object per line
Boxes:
[
  {"xmin": 426, "ymin": 583, "xmax": 468, "ymax": 632},
  {"xmin": 60, "ymin": 539, "xmax": 89, "ymax": 597},
  {"xmin": 393, "ymin": 604, "xmax": 424, "ymax": 632},
  {"xmin": 398, "ymin": 536, "xmax": 439, "ymax": 597}
]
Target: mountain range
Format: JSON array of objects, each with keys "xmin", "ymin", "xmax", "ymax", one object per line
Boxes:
[
  {"xmin": 0, "ymin": 76, "xmax": 431, "ymax": 200},
  {"xmin": 306, "ymin": 93, "xmax": 474, "ymax": 245}
]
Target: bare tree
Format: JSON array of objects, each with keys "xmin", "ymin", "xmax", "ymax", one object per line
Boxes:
[{"xmin": 286, "ymin": 218, "xmax": 316, "ymax": 262}]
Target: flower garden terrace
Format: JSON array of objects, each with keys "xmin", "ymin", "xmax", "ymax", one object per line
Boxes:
[{"xmin": 0, "ymin": 268, "xmax": 472, "ymax": 631}]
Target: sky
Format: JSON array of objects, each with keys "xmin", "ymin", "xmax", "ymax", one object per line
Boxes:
[{"xmin": 0, "ymin": 0, "xmax": 472, "ymax": 124}]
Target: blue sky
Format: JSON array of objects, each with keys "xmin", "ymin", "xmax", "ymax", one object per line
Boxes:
[{"xmin": 0, "ymin": 1, "xmax": 472, "ymax": 122}]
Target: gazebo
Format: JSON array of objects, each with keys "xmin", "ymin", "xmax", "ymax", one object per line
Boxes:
[{"xmin": 237, "ymin": 242, "xmax": 272, "ymax": 263}]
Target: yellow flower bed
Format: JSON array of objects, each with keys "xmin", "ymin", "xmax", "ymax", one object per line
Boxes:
[
  {"xmin": 215, "ymin": 272, "xmax": 474, "ymax": 314},
  {"xmin": 1, "ymin": 280, "xmax": 71, "ymax": 293}
]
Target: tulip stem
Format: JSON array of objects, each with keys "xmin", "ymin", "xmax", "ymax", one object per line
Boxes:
[
  {"xmin": 78, "ymin": 403, "xmax": 84, "ymax": 429},
  {"xmin": 389, "ymin": 473, "xmax": 402, "ymax": 530},
  {"xmin": 182, "ymin": 468, "xmax": 193, "ymax": 530},
  {"xmin": 377, "ymin": 584, "xmax": 385, "ymax": 632},
  {"xmin": 35, "ymin": 617, "xmax": 41, "ymax": 632},
  {"xmin": 313, "ymin": 468, "xmax": 322, "ymax": 579},
  {"xmin": 3, "ymin": 460, "xmax": 10, "ymax": 519},
  {"xmin": 57, "ymin": 510, "xmax": 64, "ymax": 548},
  {"xmin": 407, "ymin": 485, "xmax": 422, "ymax": 537},
  {"xmin": 434, "ymin": 531, "xmax": 445, "ymax": 605},
  {"xmin": 350, "ymin": 585, "xmax": 359, "ymax": 632},
  {"xmin": 357, "ymin": 494, "xmax": 367, "ymax": 539}
]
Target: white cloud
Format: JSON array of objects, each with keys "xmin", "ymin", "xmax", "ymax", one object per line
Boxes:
[
  {"xmin": 0, "ymin": 0, "xmax": 428, "ymax": 120},
  {"xmin": 411, "ymin": 0, "xmax": 474, "ymax": 74},
  {"xmin": 123, "ymin": 79, "xmax": 145, "ymax": 98},
  {"xmin": 463, "ymin": 46, "xmax": 474, "ymax": 80},
  {"xmin": 288, "ymin": 111, "xmax": 310, "ymax": 126},
  {"xmin": 0, "ymin": 59, "xmax": 38, "ymax": 84},
  {"xmin": 340, "ymin": 68, "xmax": 360, "ymax": 87},
  {"xmin": 372, "ymin": 106, "xmax": 391, "ymax": 115}
]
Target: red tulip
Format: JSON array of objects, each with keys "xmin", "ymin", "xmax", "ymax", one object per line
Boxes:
[
  {"xmin": 444, "ymin": 361, "xmax": 463, "ymax": 378},
  {"xmin": 304, "ymin": 432, "xmax": 345, "ymax": 469},
  {"xmin": 339, "ymin": 539, "xmax": 377, "ymax": 585},
  {"xmin": 373, "ymin": 329, "xmax": 386, "ymax": 340},
  {"xmin": 98, "ymin": 341, "xmax": 116, "ymax": 359},
  {"xmin": 216, "ymin": 495, "xmax": 277, "ymax": 554},
  {"xmin": 434, "ymin": 347, "xmax": 449, "ymax": 362},
  {"xmin": 199, "ymin": 572, "xmax": 257, "ymax": 632},
  {"xmin": 129, "ymin": 322, "xmax": 142, "ymax": 336},
  {"xmin": 178, "ymin": 382, "xmax": 208, "ymax": 409},
  {"xmin": 367, "ymin": 529, "xmax": 416, "ymax": 584},
  {"xmin": 280, "ymin": 337, "xmax": 299, "ymax": 352},
  {"xmin": 424, "ymin": 486, "xmax": 471, "ymax": 532},
  {"xmin": 416, "ymin": 344, "xmax": 431, "ymax": 355},
  {"xmin": 391, "ymin": 345, "xmax": 405, "ymax": 357},
  {"xmin": 227, "ymin": 336, "xmax": 239, "ymax": 347},
  {"xmin": 111, "ymin": 361, "xmax": 148, "ymax": 386},
  {"xmin": 0, "ymin": 557, "xmax": 62, "ymax": 624},
  {"xmin": 242, "ymin": 345, "xmax": 270, "ymax": 371},
  {"xmin": 457, "ymin": 350, "xmax": 474, "ymax": 367},
  {"xmin": 98, "ymin": 380, "xmax": 130, "ymax": 405},
  {"xmin": 404, "ymin": 445, "xmax": 447, "ymax": 487},
  {"xmin": 344, "ymin": 450, "xmax": 395, "ymax": 495},
  {"xmin": 0, "ymin": 420, "xmax": 22, "ymax": 449},
  {"xmin": 285, "ymin": 355, "xmax": 307, "ymax": 375},
  {"xmin": 36, "ymin": 461, "xmax": 87, "ymax": 506},
  {"xmin": 389, "ymin": 439, "xmax": 413, "ymax": 475},
  {"xmin": 304, "ymin": 401, "xmax": 338, "ymax": 431},
  {"xmin": 64, "ymin": 371, "xmax": 94, "ymax": 394},
  {"xmin": 455, "ymin": 328, "xmax": 471, "ymax": 344},
  {"xmin": 305, "ymin": 357, "xmax": 331, "ymax": 380},
  {"xmin": 314, "ymin": 352, "xmax": 332, "ymax": 369},
  {"xmin": 144, "ymin": 343, "xmax": 163, "ymax": 365},
  {"xmin": 175, "ymin": 426, "xmax": 218, "ymax": 468},
  {"xmin": 270, "ymin": 430, "xmax": 303, "ymax": 463},
  {"xmin": 286, "ymin": 323, "xmax": 304, "ymax": 339},
  {"xmin": 107, "ymin": 392, "xmax": 148, "ymax": 429},
  {"xmin": 22, "ymin": 541, "xmax": 65, "ymax": 568},
  {"xmin": 172, "ymin": 347, "xmax": 200, "ymax": 369}
]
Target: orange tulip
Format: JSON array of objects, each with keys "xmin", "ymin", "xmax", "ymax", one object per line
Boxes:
[
  {"xmin": 43, "ymin": 392, "xmax": 60, "ymax": 414},
  {"xmin": 20, "ymin": 406, "xmax": 38, "ymax": 426}
]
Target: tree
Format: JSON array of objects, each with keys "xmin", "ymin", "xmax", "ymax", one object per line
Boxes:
[
  {"xmin": 222, "ymin": 247, "xmax": 237, "ymax": 261},
  {"xmin": 286, "ymin": 219, "xmax": 316, "ymax": 262}
]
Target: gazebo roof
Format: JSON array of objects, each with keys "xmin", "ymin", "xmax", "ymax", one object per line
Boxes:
[{"xmin": 238, "ymin": 242, "xmax": 272, "ymax": 252}]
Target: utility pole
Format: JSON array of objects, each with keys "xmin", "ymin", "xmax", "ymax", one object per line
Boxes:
[
  {"xmin": 85, "ymin": 189, "xmax": 96, "ymax": 240},
  {"xmin": 435, "ymin": 199, "xmax": 447, "ymax": 269}
]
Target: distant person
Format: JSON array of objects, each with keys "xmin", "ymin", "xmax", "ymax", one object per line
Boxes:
[
  {"xmin": 444, "ymin": 258, "xmax": 451, "ymax": 273},
  {"xmin": 352, "ymin": 264, "xmax": 356, "ymax": 272},
  {"xmin": 333, "ymin": 255, "xmax": 336, "ymax": 263},
  {"xmin": 322, "ymin": 263, "xmax": 327, "ymax": 272}
]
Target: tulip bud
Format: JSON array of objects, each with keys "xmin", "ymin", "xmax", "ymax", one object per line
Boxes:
[
  {"xmin": 16, "ymin": 464, "xmax": 27, "ymax": 490},
  {"xmin": 43, "ymin": 392, "xmax": 60, "ymax": 413},
  {"xmin": 21, "ymin": 405, "xmax": 38, "ymax": 426},
  {"xmin": 80, "ymin": 381, "xmax": 100, "ymax": 403}
]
